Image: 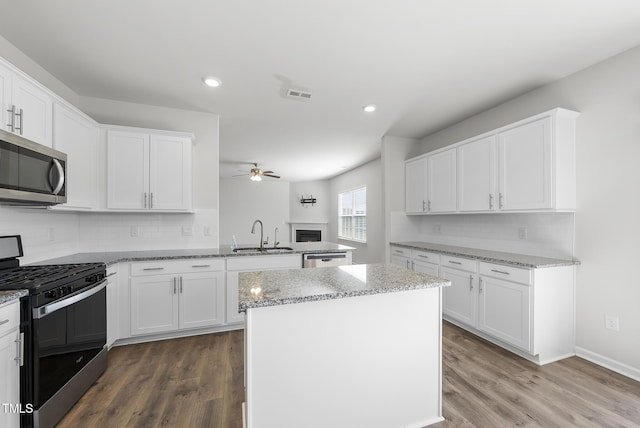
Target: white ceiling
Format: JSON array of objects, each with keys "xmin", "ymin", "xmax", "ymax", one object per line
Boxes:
[{"xmin": 2, "ymin": 1, "xmax": 640, "ymax": 182}]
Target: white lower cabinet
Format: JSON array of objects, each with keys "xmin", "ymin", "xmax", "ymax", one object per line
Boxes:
[
  {"xmin": 106, "ymin": 264, "xmax": 119, "ymax": 348},
  {"xmin": 390, "ymin": 246, "xmax": 439, "ymax": 276},
  {"xmin": 0, "ymin": 301, "xmax": 21, "ymax": 428},
  {"xmin": 440, "ymin": 255, "xmax": 478, "ymax": 327},
  {"xmin": 226, "ymin": 254, "xmax": 302, "ymax": 325},
  {"xmin": 477, "ymin": 274, "xmax": 531, "ymax": 352},
  {"xmin": 129, "ymin": 259, "xmax": 225, "ymax": 336}
]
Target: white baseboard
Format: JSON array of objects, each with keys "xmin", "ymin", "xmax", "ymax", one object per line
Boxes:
[{"xmin": 575, "ymin": 347, "xmax": 640, "ymax": 382}]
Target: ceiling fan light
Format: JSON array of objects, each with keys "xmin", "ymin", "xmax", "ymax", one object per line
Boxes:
[
  {"xmin": 363, "ymin": 104, "xmax": 376, "ymax": 113},
  {"xmin": 250, "ymin": 174, "xmax": 262, "ymax": 182},
  {"xmin": 203, "ymin": 76, "xmax": 221, "ymax": 88}
]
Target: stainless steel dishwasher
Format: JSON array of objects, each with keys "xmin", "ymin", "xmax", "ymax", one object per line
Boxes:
[{"xmin": 302, "ymin": 252, "xmax": 349, "ymax": 268}]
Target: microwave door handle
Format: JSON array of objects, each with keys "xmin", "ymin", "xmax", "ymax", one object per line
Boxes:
[
  {"xmin": 49, "ymin": 159, "xmax": 65, "ymax": 195},
  {"xmin": 33, "ymin": 280, "xmax": 107, "ymax": 319}
]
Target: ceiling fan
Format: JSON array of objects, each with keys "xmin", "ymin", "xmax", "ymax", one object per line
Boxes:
[{"xmin": 233, "ymin": 163, "xmax": 281, "ymax": 181}]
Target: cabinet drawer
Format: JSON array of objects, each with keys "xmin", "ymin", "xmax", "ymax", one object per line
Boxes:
[
  {"xmin": 440, "ymin": 255, "xmax": 477, "ymax": 272},
  {"xmin": 411, "ymin": 249, "xmax": 439, "ymax": 264},
  {"xmin": 130, "ymin": 258, "xmax": 225, "ymax": 276},
  {"xmin": 226, "ymin": 254, "xmax": 302, "ymax": 271},
  {"xmin": 479, "ymin": 262, "xmax": 532, "ymax": 285},
  {"xmin": 390, "ymin": 246, "xmax": 411, "ymax": 257},
  {"xmin": 0, "ymin": 301, "xmax": 20, "ymax": 335}
]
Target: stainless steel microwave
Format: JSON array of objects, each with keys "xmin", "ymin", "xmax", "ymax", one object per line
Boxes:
[{"xmin": 0, "ymin": 128, "xmax": 67, "ymax": 205}]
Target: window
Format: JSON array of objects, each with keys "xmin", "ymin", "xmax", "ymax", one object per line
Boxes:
[{"xmin": 338, "ymin": 187, "xmax": 366, "ymax": 242}]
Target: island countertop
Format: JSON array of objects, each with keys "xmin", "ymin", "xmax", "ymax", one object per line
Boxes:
[{"xmin": 238, "ymin": 262, "xmax": 450, "ymax": 312}]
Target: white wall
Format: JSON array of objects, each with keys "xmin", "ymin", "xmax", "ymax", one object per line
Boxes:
[
  {"xmin": 219, "ymin": 179, "xmax": 290, "ymax": 246},
  {"xmin": 407, "ymin": 46, "xmax": 640, "ymax": 378},
  {"xmin": 328, "ymin": 158, "xmax": 384, "ymax": 264}
]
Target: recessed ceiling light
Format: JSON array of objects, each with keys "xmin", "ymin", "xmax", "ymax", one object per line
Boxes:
[
  {"xmin": 363, "ymin": 104, "xmax": 376, "ymax": 113},
  {"xmin": 203, "ymin": 76, "xmax": 221, "ymax": 88}
]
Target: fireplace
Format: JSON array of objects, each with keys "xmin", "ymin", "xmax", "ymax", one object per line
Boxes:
[{"xmin": 296, "ymin": 229, "xmax": 322, "ymax": 242}]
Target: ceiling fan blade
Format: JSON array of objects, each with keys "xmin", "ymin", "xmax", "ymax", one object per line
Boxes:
[
  {"xmin": 263, "ymin": 173, "xmax": 281, "ymax": 179},
  {"xmin": 232, "ymin": 173, "xmax": 248, "ymax": 177},
  {"xmin": 262, "ymin": 170, "xmax": 274, "ymax": 174}
]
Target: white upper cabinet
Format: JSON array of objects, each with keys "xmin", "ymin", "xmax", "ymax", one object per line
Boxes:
[
  {"xmin": 498, "ymin": 117, "xmax": 552, "ymax": 210},
  {"xmin": 426, "ymin": 147, "xmax": 457, "ymax": 213},
  {"xmin": 405, "ymin": 157, "xmax": 427, "ymax": 214},
  {"xmin": 458, "ymin": 136, "xmax": 496, "ymax": 212},
  {"xmin": 0, "ymin": 62, "xmax": 53, "ymax": 147},
  {"xmin": 106, "ymin": 128, "xmax": 193, "ymax": 212},
  {"xmin": 405, "ymin": 108, "xmax": 578, "ymax": 214},
  {"xmin": 52, "ymin": 103, "xmax": 99, "ymax": 209}
]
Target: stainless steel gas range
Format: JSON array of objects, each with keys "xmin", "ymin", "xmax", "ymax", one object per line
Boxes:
[{"xmin": 0, "ymin": 235, "xmax": 107, "ymax": 428}]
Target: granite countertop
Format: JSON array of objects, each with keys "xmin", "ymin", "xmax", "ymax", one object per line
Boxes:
[
  {"xmin": 391, "ymin": 241, "xmax": 580, "ymax": 268},
  {"xmin": 30, "ymin": 242, "xmax": 356, "ymax": 266},
  {"xmin": 238, "ymin": 263, "xmax": 450, "ymax": 312},
  {"xmin": 0, "ymin": 289, "xmax": 28, "ymax": 305}
]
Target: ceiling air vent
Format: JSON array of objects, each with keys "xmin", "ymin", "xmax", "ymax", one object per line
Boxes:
[{"xmin": 285, "ymin": 88, "xmax": 312, "ymax": 101}]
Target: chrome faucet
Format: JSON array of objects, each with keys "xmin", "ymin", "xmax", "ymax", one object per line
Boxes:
[
  {"xmin": 251, "ymin": 219, "xmax": 264, "ymax": 251},
  {"xmin": 273, "ymin": 227, "xmax": 279, "ymax": 248}
]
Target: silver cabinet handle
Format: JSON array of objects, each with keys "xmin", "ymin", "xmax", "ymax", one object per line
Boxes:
[
  {"xmin": 427, "ymin": 200, "xmax": 432, "ymax": 212},
  {"xmin": 422, "ymin": 200, "xmax": 426, "ymax": 212},
  {"xmin": 180, "ymin": 276, "xmax": 183, "ymax": 293},
  {"xmin": 14, "ymin": 107, "xmax": 23, "ymax": 135},
  {"xmin": 411, "ymin": 260, "xmax": 415, "ymax": 270},
  {"xmin": 490, "ymin": 269, "xmax": 510, "ymax": 275},
  {"xmin": 6, "ymin": 104, "xmax": 15, "ymax": 132},
  {"xmin": 143, "ymin": 267, "xmax": 164, "ymax": 271},
  {"xmin": 417, "ymin": 254, "xmax": 429, "ymax": 259},
  {"xmin": 173, "ymin": 277, "xmax": 177, "ymax": 294},
  {"xmin": 469, "ymin": 274, "xmax": 474, "ymax": 291},
  {"xmin": 479, "ymin": 277, "xmax": 484, "ymax": 293},
  {"xmin": 14, "ymin": 332, "xmax": 24, "ymax": 366},
  {"xmin": 0, "ymin": 319, "xmax": 8, "ymax": 326},
  {"xmin": 499, "ymin": 192, "xmax": 504, "ymax": 209},
  {"xmin": 150, "ymin": 192, "xmax": 154, "ymax": 209},
  {"xmin": 448, "ymin": 260, "xmax": 462, "ymax": 265},
  {"xmin": 49, "ymin": 159, "xmax": 65, "ymax": 195},
  {"xmin": 489, "ymin": 193, "xmax": 494, "ymax": 209},
  {"xmin": 143, "ymin": 192, "xmax": 148, "ymax": 208},
  {"xmin": 191, "ymin": 264, "xmax": 211, "ymax": 268},
  {"xmin": 406, "ymin": 259, "xmax": 410, "ymax": 269}
]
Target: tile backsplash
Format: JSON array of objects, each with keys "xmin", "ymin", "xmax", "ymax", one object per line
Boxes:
[
  {"xmin": 390, "ymin": 211, "xmax": 575, "ymax": 259},
  {"xmin": 0, "ymin": 206, "xmax": 219, "ymax": 263}
]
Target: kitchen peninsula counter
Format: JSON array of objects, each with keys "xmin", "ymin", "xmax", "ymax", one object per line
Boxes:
[{"xmin": 239, "ymin": 263, "xmax": 449, "ymax": 428}]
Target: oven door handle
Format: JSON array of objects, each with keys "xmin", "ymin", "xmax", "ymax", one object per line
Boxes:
[{"xmin": 33, "ymin": 279, "xmax": 107, "ymax": 319}]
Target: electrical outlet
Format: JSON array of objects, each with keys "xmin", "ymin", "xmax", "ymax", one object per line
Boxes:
[
  {"xmin": 433, "ymin": 224, "xmax": 441, "ymax": 234},
  {"xmin": 130, "ymin": 226, "xmax": 139, "ymax": 237},
  {"xmin": 47, "ymin": 228, "xmax": 55, "ymax": 242},
  {"xmin": 605, "ymin": 315, "xmax": 620, "ymax": 331},
  {"xmin": 518, "ymin": 227, "xmax": 527, "ymax": 240},
  {"xmin": 182, "ymin": 226, "xmax": 194, "ymax": 237},
  {"xmin": 204, "ymin": 226, "xmax": 211, "ymax": 237}
]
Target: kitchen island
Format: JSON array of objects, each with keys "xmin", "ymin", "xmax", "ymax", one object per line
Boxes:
[{"xmin": 239, "ymin": 263, "xmax": 450, "ymax": 428}]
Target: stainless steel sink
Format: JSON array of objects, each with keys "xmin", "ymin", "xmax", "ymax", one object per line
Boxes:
[{"xmin": 233, "ymin": 247, "xmax": 295, "ymax": 253}]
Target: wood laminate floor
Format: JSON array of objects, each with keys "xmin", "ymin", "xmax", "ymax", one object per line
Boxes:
[{"xmin": 58, "ymin": 322, "xmax": 640, "ymax": 428}]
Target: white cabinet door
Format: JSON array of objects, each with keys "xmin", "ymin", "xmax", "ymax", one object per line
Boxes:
[
  {"xmin": 149, "ymin": 135, "xmax": 192, "ymax": 210},
  {"xmin": 405, "ymin": 157, "xmax": 426, "ymax": 214},
  {"xmin": 179, "ymin": 271, "xmax": 225, "ymax": 329},
  {"xmin": 106, "ymin": 267, "xmax": 119, "ymax": 348},
  {"xmin": 0, "ymin": 64, "xmax": 11, "ymax": 134},
  {"xmin": 107, "ymin": 131, "xmax": 150, "ymax": 209},
  {"xmin": 391, "ymin": 255, "xmax": 411, "ymax": 270},
  {"xmin": 427, "ymin": 148, "xmax": 457, "ymax": 212},
  {"xmin": 498, "ymin": 117, "xmax": 552, "ymax": 210},
  {"xmin": 53, "ymin": 103, "xmax": 99, "ymax": 209},
  {"xmin": 478, "ymin": 276, "xmax": 531, "ymax": 351},
  {"xmin": 413, "ymin": 259, "xmax": 439, "ymax": 276},
  {"xmin": 0, "ymin": 330, "xmax": 20, "ymax": 428},
  {"xmin": 441, "ymin": 267, "xmax": 477, "ymax": 327},
  {"xmin": 130, "ymin": 275, "xmax": 178, "ymax": 335},
  {"xmin": 458, "ymin": 136, "xmax": 496, "ymax": 212},
  {"xmin": 10, "ymin": 74, "xmax": 53, "ymax": 147}
]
